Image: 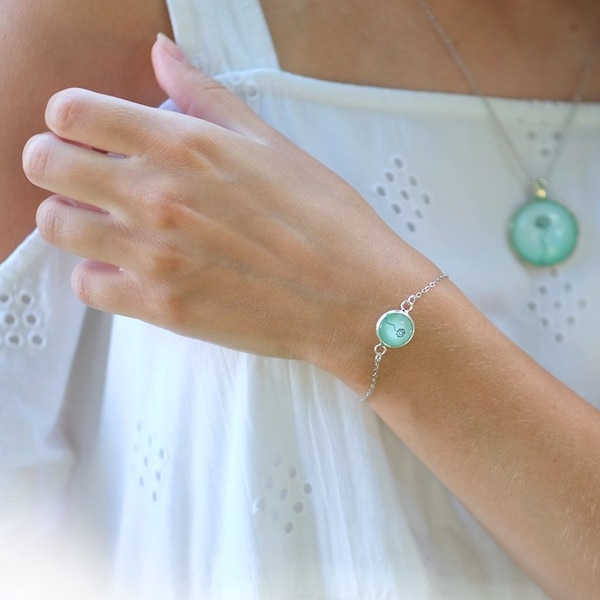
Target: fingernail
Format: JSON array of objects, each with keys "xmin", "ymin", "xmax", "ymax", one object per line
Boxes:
[{"xmin": 156, "ymin": 32, "xmax": 188, "ymax": 64}]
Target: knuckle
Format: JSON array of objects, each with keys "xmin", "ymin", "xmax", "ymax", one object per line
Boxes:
[
  {"xmin": 152, "ymin": 284, "xmax": 189, "ymax": 329},
  {"xmin": 196, "ymin": 75, "xmax": 226, "ymax": 95},
  {"xmin": 46, "ymin": 88, "xmax": 88, "ymax": 135},
  {"xmin": 182, "ymin": 127, "xmax": 221, "ymax": 161},
  {"xmin": 143, "ymin": 240, "xmax": 185, "ymax": 278},
  {"xmin": 143, "ymin": 183, "xmax": 187, "ymax": 229},
  {"xmin": 36, "ymin": 200, "xmax": 64, "ymax": 245},
  {"xmin": 148, "ymin": 196, "xmax": 177, "ymax": 229},
  {"xmin": 71, "ymin": 265, "xmax": 94, "ymax": 305},
  {"xmin": 23, "ymin": 135, "xmax": 54, "ymax": 183},
  {"xmin": 136, "ymin": 253, "xmax": 203, "ymax": 329},
  {"xmin": 160, "ymin": 118, "xmax": 221, "ymax": 165}
]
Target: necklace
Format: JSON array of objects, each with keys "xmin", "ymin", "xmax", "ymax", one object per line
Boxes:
[{"xmin": 415, "ymin": 0, "xmax": 600, "ymax": 267}]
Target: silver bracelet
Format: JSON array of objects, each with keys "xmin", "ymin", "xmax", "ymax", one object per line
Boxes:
[{"xmin": 360, "ymin": 273, "xmax": 449, "ymax": 402}]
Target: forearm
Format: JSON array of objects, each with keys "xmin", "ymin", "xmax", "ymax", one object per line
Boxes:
[{"xmin": 353, "ymin": 279, "xmax": 600, "ymax": 599}]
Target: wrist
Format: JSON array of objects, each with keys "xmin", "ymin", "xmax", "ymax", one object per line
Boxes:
[
  {"xmin": 308, "ymin": 253, "xmax": 450, "ymax": 399},
  {"xmin": 359, "ymin": 272, "xmax": 449, "ymax": 401}
]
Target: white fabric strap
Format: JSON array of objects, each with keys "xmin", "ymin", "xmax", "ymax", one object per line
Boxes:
[{"xmin": 165, "ymin": 0, "xmax": 280, "ymax": 76}]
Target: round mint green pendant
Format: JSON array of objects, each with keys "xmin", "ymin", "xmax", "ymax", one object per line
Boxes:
[
  {"xmin": 376, "ymin": 310, "xmax": 415, "ymax": 348},
  {"xmin": 508, "ymin": 195, "xmax": 579, "ymax": 267}
]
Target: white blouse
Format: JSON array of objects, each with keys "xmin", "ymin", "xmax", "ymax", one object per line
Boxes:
[{"xmin": 1, "ymin": 0, "xmax": 599, "ymax": 598}]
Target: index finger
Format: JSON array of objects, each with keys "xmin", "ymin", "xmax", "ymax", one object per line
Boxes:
[{"xmin": 45, "ymin": 87, "xmax": 181, "ymax": 156}]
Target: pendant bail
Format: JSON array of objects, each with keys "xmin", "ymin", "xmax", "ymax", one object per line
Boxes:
[{"xmin": 534, "ymin": 178, "xmax": 548, "ymax": 199}]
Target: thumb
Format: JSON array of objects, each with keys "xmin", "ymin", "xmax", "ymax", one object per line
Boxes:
[{"xmin": 151, "ymin": 33, "xmax": 279, "ymax": 143}]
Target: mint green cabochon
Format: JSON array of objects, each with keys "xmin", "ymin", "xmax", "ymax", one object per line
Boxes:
[
  {"xmin": 508, "ymin": 198, "xmax": 578, "ymax": 267},
  {"xmin": 376, "ymin": 310, "xmax": 415, "ymax": 348}
]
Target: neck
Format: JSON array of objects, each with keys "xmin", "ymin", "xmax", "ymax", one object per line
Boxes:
[
  {"xmin": 419, "ymin": 0, "xmax": 600, "ymax": 99},
  {"xmin": 260, "ymin": 0, "xmax": 600, "ymax": 100}
]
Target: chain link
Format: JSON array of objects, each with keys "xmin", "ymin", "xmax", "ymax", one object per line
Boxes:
[
  {"xmin": 361, "ymin": 343, "xmax": 388, "ymax": 402},
  {"xmin": 399, "ymin": 272, "xmax": 449, "ymax": 313},
  {"xmin": 360, "ymin": 273, "xmax": 448, "ymax": 402}
]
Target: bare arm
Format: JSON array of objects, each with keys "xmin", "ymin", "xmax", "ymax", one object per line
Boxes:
[
  {"xmin": 359, "ymin": 282, "xmax": 600, "ymax": 600},
  {"xmin": 0, "ymin": 0, "xmax": 171, "ymax": 261}
]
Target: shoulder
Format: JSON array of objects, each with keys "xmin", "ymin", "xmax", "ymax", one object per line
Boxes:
[
  {"xmin": 1, "ymin": 0, "xmax": 172, "ymax": 102},
  {"xmin": 0, "ymin": 0, "xmax": 172, "ymax": 260}
]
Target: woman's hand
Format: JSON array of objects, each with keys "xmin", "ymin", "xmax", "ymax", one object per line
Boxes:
[{"xmin": 22, "ymin": 34, "xmax": 433, "ymax": 378}]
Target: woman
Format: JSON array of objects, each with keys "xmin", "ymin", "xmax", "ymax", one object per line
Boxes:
[{"xmin": 2, "ymin": 0, "xmax": 600, "ymax": 598}]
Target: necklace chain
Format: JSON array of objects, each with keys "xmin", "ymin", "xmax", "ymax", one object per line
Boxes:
[{"xmin": 415, "ymin": 0, "xmax": 600, "ymax": 190}]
